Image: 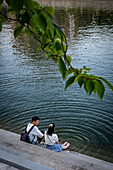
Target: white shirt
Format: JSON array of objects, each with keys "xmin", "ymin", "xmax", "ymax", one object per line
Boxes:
[
  {"xmin": 44, "ymin": 131, "xmax": 58, "ymax": 145},
  {"xmin": 26, "ymin": 123, "xmax": 43, "ymax": 143}
]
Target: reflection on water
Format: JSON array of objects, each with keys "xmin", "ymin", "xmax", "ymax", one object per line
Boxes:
[
  {"xmin": 0, "ymin": 1, "xmax": 113, "ymax": 162},
  {"xmin": 54, "ymin": 7, "xmax": 113, "ymax": 37}
]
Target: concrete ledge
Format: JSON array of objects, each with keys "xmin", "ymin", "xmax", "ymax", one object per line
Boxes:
[
  {"xmin": 0, "ymin": 129, "xmax": 113, "ymax": 170},
  {"xmin": 0, "ymin": 150, "xmax": 53, "ymax": 170},
  {"xmin": 38, "ymin": 0, "xmax": 113, "ymax": 11}
]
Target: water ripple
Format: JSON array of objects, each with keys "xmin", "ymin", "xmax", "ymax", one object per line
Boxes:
[{"xmin": 0, "ymin": 15, "xmax": 113, "ymax": 162}]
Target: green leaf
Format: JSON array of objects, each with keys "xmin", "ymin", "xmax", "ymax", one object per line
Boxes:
[
  {"xmin": 66, "ymin": 55, "xmax": 72, "ymax": 64},
  {"xmin": 75, "ymin": 74, "xmax": 81, "ymax": 83},
  {"xmin": 24, "ymin": 0, "xmax": 34, "ymax": 10},
  {"xmin": 51, "ymin": 56, "xmax": 58, "ymax": 63},
  {"xmin": 83, "ymin": 66, "xmax": 91, "ymax": 72},
  {"xmin": 93, "ymin": 80, "xmax": 97, "ymax": 95},
  {"xmin": 25, "ymin": 27, "xmax": 31, "ymax": 36},
  {"xmin": 45, "ymin": 53, "xmax": 53, "ymax": 60},
  {"xmin": 42, "ymin": 34, "xmax": 48, "ymax": 47},
  {"xmin": 0, "ymin": 15, "xmax": 6, "ymax": 23},
  {"xmin": 96, "ymin": 80, "xmax": 105, "ymax": 100},
  {"xmin": 84, "ymin": 81, "xmax": 88, "ymax": 94},
  {"xmin": 19, "ymin": 11, "xmax": 30, "ymax": 24},
  {"xmin": 54, "ymin": 38, "xmax": 62, "ymax": 51},
  {"xmin": 14, "ymin": 24, "xmax": 23, "ymax": 38},
  {"xmin": 78, "ymin": 77, "xmax": 84, "ymax": 88},
  {"xmin": 84, "ymin": 71, "xmax": 88, "ymax": 74},
  {"xmin": 74, "ymin": 70, "xmax": 79, "ymax": 77},
  {"xmin": 58, "ymin": 57, "xmax": 67, "ymax": 80},
  {"xmin": 86, "ymin": 80, "xmax": 95, "ymax": 95},
  {"xmin": 44, "ymin": 13, "xmax": 54, "ymax": 39},
  {"xmin": 88, "ymin": 74, "xmax": 98, "ymax": 79},
  {"xmin": 76, "ymin": 74, "xmax": 98, "ymax": 80},
  {"xmin": 33, "ymin": 1, "xmax": 40, "ymax": 9},
  {"xmin": 65, "ymin": 69, "xmax": 73, "ymax": 77},
  {"xmin": 8, "ymin": 0, "xmax": 24, "ymax": 13},
  {"xmin": 55, "ymin": 28, "xmax": 61, "ymax": 39},
  {"xmin": 30, "ymin": 21, "xmax": 40, "ymax": 35},
  {"xmin": 65, "ymin": 76, "xmax": 76, "ymax": 90},
  {"xmin": 46, "ymin": 28, "xmax": 52, "ymax": 39},
  {"xmin": 99, "ymin": 77, "xmax": 113, "ymax": 91},
  {"xmin": 43, "ymin": 6, "xmax": 54, "ymax": 17},
  {"xmin": 45, "ymin": 43, "xmax": 52, "ymax": 53},
  {"xmin": 36, "ymin": 11, "xmax": 47, "ymax": 34},
  {"xmin": 55, "ymin": 27, "xmax": 66, "ymax": 44},
  {"xmin": 7, "ymin": 8, "xmax": 14, "ymax": 13}
]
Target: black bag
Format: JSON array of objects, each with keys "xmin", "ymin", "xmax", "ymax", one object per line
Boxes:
[{"xmin": 20, "ymin": 125, "xmax": 35, "ymax": 143}]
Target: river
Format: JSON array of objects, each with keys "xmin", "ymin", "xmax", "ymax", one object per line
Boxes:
[{"xmin": 0, "ymin": 0, "xmax": 113, "ymax": 162}]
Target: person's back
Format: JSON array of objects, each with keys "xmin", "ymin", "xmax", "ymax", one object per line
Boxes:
[
  {"xmin": 26, "ymin": 116, "xmax": 44, "ymax": 144},
  {"xmin": 45, "ymin": 123, "xmax": 70, "ymax": 152},
  {"xmin": 45, "ymin": 130, "xmax": 58, "ymax": 146}
]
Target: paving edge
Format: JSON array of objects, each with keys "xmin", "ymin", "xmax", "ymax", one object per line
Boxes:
[
  {"xmin": 0, "ymin": 129, "xmax": 113, "ymax": 170},
  {"xmin": 0, "ymin": 149, "xmax": 54, "ymax": 170}
]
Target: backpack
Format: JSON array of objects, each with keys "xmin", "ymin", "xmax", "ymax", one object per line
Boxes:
[{"xmin": 20, "ymin": 124, "xmax": 35, "ymax": 143}]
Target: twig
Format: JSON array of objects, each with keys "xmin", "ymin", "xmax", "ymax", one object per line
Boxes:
[{"xmin": 53, "ymin": 22, "xmax": 75, "ymax": 71}]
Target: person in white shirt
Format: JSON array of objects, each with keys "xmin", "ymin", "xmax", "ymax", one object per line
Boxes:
[
  {"xmin": 26, "ymin": 116, "xmax": 44, "ymax": 144},
  {"xmin": 45, "ymin": 123, "xmax": 70, "ymax": 152}
]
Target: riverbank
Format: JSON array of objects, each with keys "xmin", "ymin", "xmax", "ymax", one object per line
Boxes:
[
  {"xmin": 37, "ymin": 0, "xmax": 113, "ymax": 11},
  {"xmin": 0, "ymin": 129, "xmax": 113, "ymax": 170}
]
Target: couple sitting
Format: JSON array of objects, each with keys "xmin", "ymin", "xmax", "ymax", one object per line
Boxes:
[{"xmin": 26, "ymin": 116, "xmax": 70, "ymax": 152}]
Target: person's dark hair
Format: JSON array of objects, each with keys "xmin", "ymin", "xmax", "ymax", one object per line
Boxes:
[
  {"xmin": 47, "ymin": 123, "xmax": 55, "ymax": 136},
  {"xmin": 32, "ymin": 116, "xmax": 40, "ymax": 122}
]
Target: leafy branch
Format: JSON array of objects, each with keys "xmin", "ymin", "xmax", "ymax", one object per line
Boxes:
[{"xmin": 0, "ymin": 0, "xmax": 113, "ymax": 100}]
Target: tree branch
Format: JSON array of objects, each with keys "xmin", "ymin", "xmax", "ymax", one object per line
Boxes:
[
  {"xmin": 53, "ymin": 22, "xmax": 76, "ymax": 71},
  {"xmin": 0, "ymin": 11, "xmax": 18, "ymax": 21}
]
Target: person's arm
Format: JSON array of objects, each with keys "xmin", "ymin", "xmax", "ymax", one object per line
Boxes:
[
  {"xmin": 54, "ymin": 134, "xmax": 59, "ymax": 144},
  {"xmin": 34, "ymin": 127, "xmax": 44, "ymax": 138}
]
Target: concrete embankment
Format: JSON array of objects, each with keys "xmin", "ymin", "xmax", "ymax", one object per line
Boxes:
[
  {"xmin": 0, "ymin": 129, "xmax": 113, "ymax": 170},
  {"xmin": 37, "ymin": 0, "xmax": 113, "ymax": 11}
]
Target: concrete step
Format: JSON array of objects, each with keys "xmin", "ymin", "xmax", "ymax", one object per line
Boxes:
[
  {"xmin": 0, "ymin": 129, "xmax": 113, "ymax": 170},
  {"xmin": 0, "ymin": 146, "xmax": 53, "ymax": 170}
]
